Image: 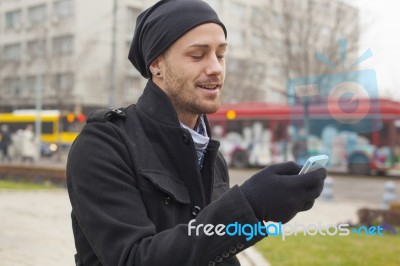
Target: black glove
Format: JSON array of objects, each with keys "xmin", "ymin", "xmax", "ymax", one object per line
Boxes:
[{"xmin": 240, "ymin": 161, "xmax": 326, "ymax": 224}]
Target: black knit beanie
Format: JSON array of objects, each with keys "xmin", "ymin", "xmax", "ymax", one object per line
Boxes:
[{"xmin": 128, "ymin": 0, "xmax": 227, "ymax": 79}]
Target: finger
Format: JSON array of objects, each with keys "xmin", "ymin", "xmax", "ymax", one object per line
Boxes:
[
  {"xmin": 301, "ymin": 168, "xmax": 327, "ymax": 188},
  {"xmin": 288, "ymin": 168, "xmax": 326, "ymax": 190},
  {"xmin": 305, "ymin": 181, "xmax": 325, "ymax": 200},
  {"xmin": 270, "ymin": 161, "xmax": 301, "ymax": 175}
]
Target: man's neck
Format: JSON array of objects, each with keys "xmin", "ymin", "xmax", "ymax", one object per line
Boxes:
[
  {"xmin": 178, "ymin": 112, "xmax": 199, "ymax": 129},
  {"xmin": 151, "ymin": 78, "xmax": 199, "ymax": 129}
]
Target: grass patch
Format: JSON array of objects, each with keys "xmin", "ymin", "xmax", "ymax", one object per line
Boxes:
[
  {"xmin": 0, "ymin": 180, "xmax": 58, "ymax": 190},
  {"xmin": 256, "ymin": 230, "xmax": 400, "ymax": 266}
]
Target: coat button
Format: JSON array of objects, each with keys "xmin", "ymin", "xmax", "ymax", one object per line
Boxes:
[
  {"xmin": 191, "ymin": 206, "xmax": 201, "ymax": 217},
  {"xmin": 215, "ymin": 256, "xmax": 223, "ymax": 263},
  {"xmin": 164, "ymin": 196, "xmax": 171, "ymax": 205},
  {"xmin": 208, "ymin": 261, "xmax": 216, "ymax": 266},
  {"xmin": 236, "ymin": 242, "xmax": 244, "ymax": 249},
  {"xmin": 229, "ymin": 247, "xmax": 237, "ymax": 254},
  {"xmin": 222, "ymin": 251, "xmax": 230, "ymax": 258},
  {"xmin": 182, "ymin": 134, "xmax": 191, "ymax": 145}
]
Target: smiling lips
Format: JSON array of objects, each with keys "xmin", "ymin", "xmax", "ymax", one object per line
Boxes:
[{"xmin": 198, "ymin": 84, "xmax": 220, "ymax": 90}]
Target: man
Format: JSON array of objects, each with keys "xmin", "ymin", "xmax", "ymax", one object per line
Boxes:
[
  {"xmin": 21, "ymin": 124, "xmax": 36, "ymax": 163},
  {"xmin": 0, "ymin": 124, "xmax": 12, "ymax": 162},
  {"xmin": 67, "ymin": 0, "xmax": 326, "ymax": 265}
]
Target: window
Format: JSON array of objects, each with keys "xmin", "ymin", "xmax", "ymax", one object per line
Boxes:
[
  {"xmin": 28, "ymin": 4, "xmax": 47, "ymax": 25},
  {"xmin": 126, "ymin": 41, "xmax": 133, "ymax": 68},
  {"xmin": 229, "ymin": 29, "xmax": 245, "ymax": 48},
  {"xmin": 320, "ymin": 25, "xmax": 330, "ymax": 38},
  {"xmin": 52, "ymin": 35, "xmax": 74, "ymax": 55},
  {"xmin": 270, "ymin": 66, "xmax": 283, "ymax": 78},
  {"xmin": 227, "ymin": 58, "xmax": 245, "ymax": 73},
  {"xmin": 3, "ymin": 43, "xmax": 21, "ymax": 62},
  {"xmin": 251, "ymin": 7, "xmax": 264, "ymax": 24},
  {"xmin": 27, "ymin": 40, "xmax": 45, "ymax": 60},
  {"xmin": 228, "ymin": 1, "xmax": 245, "ymax": 21},
  {"xmin": 251, "ymin": 63, "xmax": 266, "ymax": 81},
  {"xmin": 4, "ymin": 77, "xmax": 21, "ymax": 97},
  {"xmin": 291, "ymin": 18, "xmax": 302, "ymax": 33},
  {"xmin": 53, "ymin": 0, "xmax": 74, "ymax": 19},
  {"xmin": 269, "ymin": 38, "xmax": 285, "ymax": 50},
  {"xmin": 293, "ymin": 0, "xmax": 306, "ymax": 10},
  {"xmin": 272, "ymin": 13, "xmax": 284, "ymax": 27},
  {"xmin": 53, "ymin": 73, "xmax": 74, "ymax": 94},
  {"xmin": 124, "ymin": 76, "xmax": 141, "ymax": 101},
  {"xmin": 126, "ymin": 7, "xmax": 141, "ymax": 33},
  {"xmin": 26, "ymin": 76, "xmax": 38, "ymax": 97},
  {"xmin": 5, "ymin": 10, "xmax": 21, "ymax": 29},
  {"xmin": 251, "ymin": 32, "xmax": 264, "ymax": 49},
  {"xmin": 205, "ymin": 0, "xmax": 222, "ymax": 13}
]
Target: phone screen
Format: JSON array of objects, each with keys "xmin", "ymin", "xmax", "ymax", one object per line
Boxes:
[{"xmin": 298, "ymin": 155, "xmax": 329, "ymax": 174}]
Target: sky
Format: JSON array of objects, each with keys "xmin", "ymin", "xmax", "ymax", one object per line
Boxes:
[{"xmin": 346, "ymin": 0, "xmax": 400, "ymax": 100}]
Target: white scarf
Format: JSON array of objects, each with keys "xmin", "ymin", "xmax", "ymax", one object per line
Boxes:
[{"xmin": 180, "ymin": 115, "xmax": 210, "ymax": 169}]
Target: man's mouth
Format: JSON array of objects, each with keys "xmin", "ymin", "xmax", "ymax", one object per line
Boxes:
[{"xmin": 197, "ymin": 84, "xmax": 219, "ymax": 90}]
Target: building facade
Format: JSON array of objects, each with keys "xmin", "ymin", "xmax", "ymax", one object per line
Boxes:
[{"xmin": 0, "ymin": 0, "xmax": 359, "ymax": 114}]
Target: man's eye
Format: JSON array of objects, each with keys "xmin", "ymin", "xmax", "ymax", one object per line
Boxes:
[
  {"xmin": 191, "ymin": 54, "xmax": 203, "ymax": 60},
  {"xmin": 217, "ymin": 54, "xmax": 225, "ymax": 60}
]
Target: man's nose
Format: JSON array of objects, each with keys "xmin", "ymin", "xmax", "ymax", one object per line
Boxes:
[{"xmin": 205, "ymin": 55, "xmax": 223, "ymax": 76}]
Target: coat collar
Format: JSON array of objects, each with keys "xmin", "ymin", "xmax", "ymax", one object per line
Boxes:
[{"xmin": 136, "ymin": 80, "xmax": 181, "ymax": 127}]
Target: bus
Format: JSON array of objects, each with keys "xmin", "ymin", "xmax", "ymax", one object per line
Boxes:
[
  {"xmin": 0, "ymin": 110, "xmax": 84, "ymax": 152},
  {"xmin": 207, "ymin": 98, "xmax": 400, "ymax": 175}
]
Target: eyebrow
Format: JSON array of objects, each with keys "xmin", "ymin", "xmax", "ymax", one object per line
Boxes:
[{"xmin": 186, "ymin": 43, "xmax": 228, "ymax": 50}]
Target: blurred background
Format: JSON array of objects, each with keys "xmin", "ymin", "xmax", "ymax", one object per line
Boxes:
[{"xmin": 0, "ymin": 0, "xmax": 400, "ymax": 265}]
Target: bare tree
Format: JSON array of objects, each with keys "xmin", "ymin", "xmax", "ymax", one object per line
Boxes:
[
  {"xmin": 223, "ymin": 0, "xmax": 360, "ymax": 104},
  {"xmin": 268, "ymin": 0, "xmax": 360, "ymax": 101},
  {"xmin": 223, "ymin": 58, "xmax": 266, "ymax": 102}
]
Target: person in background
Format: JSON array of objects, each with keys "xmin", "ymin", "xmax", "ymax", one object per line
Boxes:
[
  {"xmin": 67, "ymin": 1, "xmax": 327, "ymax": 265},
  {"xmin": 21, "ymin": 124, "xmax": 36, "ymax": 163},
  {"xmin": 0, "ymin": 124, "xmax": 12, "ymax": 162}
]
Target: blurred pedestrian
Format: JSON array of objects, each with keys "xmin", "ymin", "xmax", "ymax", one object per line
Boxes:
[
  {"xmin": 21, "ymin": 124, "xmax": 36, "ymax": 163},
  {"xmin": 67, "ymin": 1, "xmax": 327, "ymax": 265},
  {"xmin": 0, "ymin": 124, "xmax": 12, "ymax": 162}
]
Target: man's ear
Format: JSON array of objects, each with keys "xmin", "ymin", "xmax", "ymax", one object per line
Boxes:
[{"xmin": 149, "ymin": 57, "xmax": 163, "ymax": 77}]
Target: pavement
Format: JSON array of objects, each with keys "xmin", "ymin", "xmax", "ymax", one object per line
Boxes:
[{"xmin": 0, "ymin": 190, "xmax": 75, "ymax": 266}]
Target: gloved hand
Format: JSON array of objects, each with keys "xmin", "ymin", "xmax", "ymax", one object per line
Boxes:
[{"xmin": 240, "ymin": 161, "xmax": 326, "ymax": 224}]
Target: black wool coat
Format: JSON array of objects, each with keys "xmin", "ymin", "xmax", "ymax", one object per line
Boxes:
[{"xmin": 67, "ymin": 80, "xmax": 263, "ymax": 266}]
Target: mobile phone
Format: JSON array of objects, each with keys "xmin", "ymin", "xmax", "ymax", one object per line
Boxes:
[{"xmin": 298, "ymin": 155, "xmax": 329, "ymax": 175}]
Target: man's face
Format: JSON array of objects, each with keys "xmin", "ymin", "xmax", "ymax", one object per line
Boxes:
[{"xmin": 155, "ymin": 23, "xmax": 227, "ymax": 119}]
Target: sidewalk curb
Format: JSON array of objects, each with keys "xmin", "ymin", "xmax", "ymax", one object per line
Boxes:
[{"xmin": 237, "ymin": 246, "xmax": 271, "ymax": 266}]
